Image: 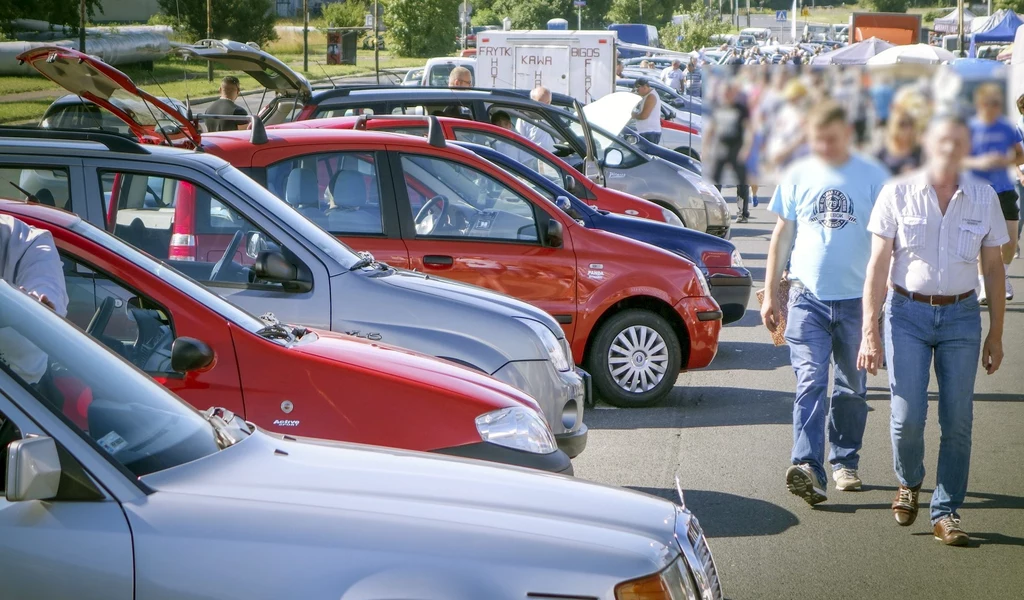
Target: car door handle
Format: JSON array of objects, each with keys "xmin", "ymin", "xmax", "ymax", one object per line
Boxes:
[{"xmin": 423, "ymin": 255, "xmax": 454, "ymax": 268}]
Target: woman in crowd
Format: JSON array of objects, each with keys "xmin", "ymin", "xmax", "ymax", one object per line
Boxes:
[{"xmin": 875, "ymin": 103, "xmax": 924, "ymax": 175}]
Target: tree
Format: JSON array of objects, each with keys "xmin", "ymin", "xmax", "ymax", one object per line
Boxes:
[
  {"xmin": 155, "ymin": 0, "xmax": 278, "ymax": 46},
  {"xmin": 472, "ymin": 7, "xmax": 502, "ymax": 26},
  {"xmin": 604, "ymin": 0, "xmax": 677, "ymax": 25},
  {"xmin": 491, "ymin": 0, "xmax": 572, "ymax": 29},
  {"xmin": 322, "ymin": 0, "xmax": 367, "ymax": 27},
  {"xmin": 661, "ymin": 7, "xmax": 729, "ymax": 52},
  {"xmin": 383, "ymin": 0, "xmax": 461, "ymax": 57},
  {"xmin": 868, "ymin": 0, "xmax": 908, "ymax": 12},
  {"xmin": 0, "ymin": 0, "xmax": 103, "ymax": 34}
]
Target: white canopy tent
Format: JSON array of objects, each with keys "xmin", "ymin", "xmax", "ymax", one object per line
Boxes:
[
  {"xmin": 933, "ymin": 8, "xmax": 976, "ymax": 34},
  {"xmin": 866, "ymin": 43, "xmax": 957, "ymax": 65}
]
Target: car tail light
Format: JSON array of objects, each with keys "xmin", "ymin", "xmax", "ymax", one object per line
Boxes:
[
  {"xmin": 701, "ymin": 250, "xmax": 731, "ymax": 269},
  {"xmin": 296, "ymin": 104, "xmax": 317, "ymax": 121},
  {"xmin": 169, "ymin": 181, "xmax": 197, "ymax": 261}
]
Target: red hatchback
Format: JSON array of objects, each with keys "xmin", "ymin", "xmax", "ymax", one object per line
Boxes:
[{"xmin": 0, "ymin": 200, "xmax": 572, "ymax": 473}]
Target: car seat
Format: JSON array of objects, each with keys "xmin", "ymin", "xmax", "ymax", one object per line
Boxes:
[
  {"xmin": 34, "ymin": 188, "xmax": 56, "ymax": 207},
  {"xmin": 326, "ymin": 171, "xmax": 381, "ymax": 234},
  {"xmin": 285, "ymin": 168, "xmax": 326, "ymax": 224}
]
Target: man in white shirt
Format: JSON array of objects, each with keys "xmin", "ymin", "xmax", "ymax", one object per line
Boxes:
[
  {"xmin": 0, "ymin": 214, "xmax": 69, "ymax": 385},
  {"xmin": 515, "ymin": 86, "xmax": 555, "ymax": 152},
  {"xmin": 661, "ymin": 60, "xmax": 684, "ymax": 93},
  {"xmin": 859, "ymin": 114, "xmax": 1007, "ymax": 546}
]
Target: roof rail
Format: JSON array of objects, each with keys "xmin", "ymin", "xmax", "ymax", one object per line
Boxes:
[
  {"xmin": 0, "ymin": 127, "xmax": 150, "ymax": 154},
  {"xmin": 351, "ymin": 114, "xmax": 446, "ymax": 148},
  {"xmin": 194, "ymin": 114, "xmax": 268, "ymax": 145}
]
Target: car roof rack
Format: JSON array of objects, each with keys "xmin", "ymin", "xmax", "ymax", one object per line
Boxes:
[
  {"xmin": 352, "ymin": 114, "xmax": 446, "ymax": 148},
  {"xmin": 314, "ymin": 85, "xmax": 533, "ymax": 99},
  {"xmin": 194, "ymin": 114, "xmax": 267, "ymax": 145},
  {"xmin": 0, "ymin": 127, "xmax": 150, "ymax": 154}
]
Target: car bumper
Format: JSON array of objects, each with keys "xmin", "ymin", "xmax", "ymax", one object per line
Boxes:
[
  {"xmin": 675, "ymin": 296, "xmax": 722, "ymax": 370},
  {"xmin": 709, "ymin": 272, "xmax": 753, "ymax": 325},
  {"xmin": 491, "ymin": 361, "xmax": 588, "ymax": 458},
  {"xmin": 434, "ymin": 443, "xmax": 574, "ymax": 475},
  {"xmin": 555, "ymin": 423, "xmax": 588, "ymax": 460}
]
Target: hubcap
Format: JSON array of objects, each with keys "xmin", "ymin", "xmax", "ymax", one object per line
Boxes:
[{"xmin": 607, "ymin": 325, "xmax": 669, "ymax": 393}]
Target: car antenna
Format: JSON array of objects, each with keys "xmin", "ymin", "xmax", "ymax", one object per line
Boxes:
[{"xmin": 314, "ymin": 60, "xmax": 337, "ymax": 88}]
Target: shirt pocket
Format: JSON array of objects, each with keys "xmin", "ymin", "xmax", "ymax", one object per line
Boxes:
[
  {"xmin": 955, "ymin": 222, "xmax": 988, "ymax": 262},
  {"xmin": 897, "ymin": 215, "xmax": 927, "ymax": 251}
]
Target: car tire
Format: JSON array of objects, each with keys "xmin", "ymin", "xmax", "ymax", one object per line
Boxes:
[{"xmin": 587, "ymin": 309, "xmax": 682, "ymax": 408}]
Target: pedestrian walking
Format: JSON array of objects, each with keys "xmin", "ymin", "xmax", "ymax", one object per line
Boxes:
[
  {"xmin": 876, "ymin": 103, "xmax": 924, "ymax": 176},
  {"xmin": 964, "ymin": 83, "xmax": 1022, "ymax": 303},
  {"xmin": 684, "ymin": 59, "xmax": 702, "ymax": 98},
  {"xmin": 858, "ymin": 114, "xmax": 1007, "ymax": 546},
  {"xmin": 631, "ymin": 77, "xmax": 662, "ymax": 145},
  {"xmin": 706, "ymin": 82, "xmax": 753, "ymax": 222},
  {"xmin": 761, "ymin": 100, "xmax": 890, "ymax": 506}
]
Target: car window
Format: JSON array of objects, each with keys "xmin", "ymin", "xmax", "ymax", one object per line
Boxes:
[
  {"xmin": 60, "ymin": 254, "xmax": 176, "ymax": 374},
  {"xmin": 400, "ymin": 154, "xmax": 539, "ymax": 243},
  {"xmin": 265, "ymin": 151, "xmax": 384, "ymax": 236},
  {"xmin": 427, "ymin": 64, "xmax": 475, "ymax": 87},
  {"xmin": 0, "ymin": 282, "xmax": 223, "ymax": 477},
  {"xmin": 100, "ymin": 170, "xmax": 304, "ymax": 291},
  {"xmin": 554, "ymin": 114, "xmax": 645, "ymax": 168},
  {"xmin": 450, "ymin": 127, "xmax": 564, "ymax": 185},
  {"xmin": 42, "ymin": 103, "xmax": 131, "ymax": 135},
  {"xmin": 315, "ymin": 106, "xmax": 376, "ymax": 119},
  {"xmin": 0, "ymin": 165, "xmax": 71, "ymax": 210}
]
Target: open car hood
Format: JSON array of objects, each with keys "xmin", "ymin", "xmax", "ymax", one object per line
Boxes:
[
  {"xmin": 17, "ymin": 46, "xmax": 201, "ymax": 147},
  {"xmin": 582, "ymin": 91, "xmax": 641, "ymax": 137},
  {"xmin": 177, "ymin": 39, "xmax": 312, "ymax": 98}
]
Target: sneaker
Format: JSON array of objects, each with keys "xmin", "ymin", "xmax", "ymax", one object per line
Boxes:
[
  {"xmin": 736, "ymin": 215, "xmax": 749, "ymax": 223},
  {"xmin": 832, "ymin": 467, "xmax": 862, "ymax": 491},
  {"xmin": 1007, "ymin": 274, "xmax": 1014, "ymax": 301},
  {"xmin": 933, "ymin": 515, "xmax": 969, "ymax": 546},
  {"xmin": 752, "ymin": 195, "xmax": 759, "ymax": 207},
  {"xmin": 786, "ymin": 464, "xmax": 828, "ymax": 505},
  {"xmin": 892, "ymin": 484, "xmax": 920, "ymax": 526}
]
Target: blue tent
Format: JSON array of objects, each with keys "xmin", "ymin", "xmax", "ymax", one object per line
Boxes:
[{"xmin": 969, "ymin": 9, "xmax": 1023, "ymax": 56}]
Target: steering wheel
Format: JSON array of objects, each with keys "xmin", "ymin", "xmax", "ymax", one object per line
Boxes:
[
  {"xmin": 413, "ymin": 195, "xmax": 453, "ymax": 235},
  {"xmin": 86, "ymin": 296, "xmax": 116, "ymax": 336},
  {"xmin": 210, "ymin": 230, "xmax": 244, "ymax": 282}
]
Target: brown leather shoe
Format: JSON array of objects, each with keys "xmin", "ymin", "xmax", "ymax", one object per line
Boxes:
[
  {"xmin": 933, "ymin": 515, "xmax": 969, "ymax": 546},
  {"xmin": 892, "ymin": 484, "xmax": 920, "ymax": 526}
]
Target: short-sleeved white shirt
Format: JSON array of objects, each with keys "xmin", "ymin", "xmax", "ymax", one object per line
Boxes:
[{"xmin": 867, "ymin": 170, "xmax": 1010, "ymax": 296}]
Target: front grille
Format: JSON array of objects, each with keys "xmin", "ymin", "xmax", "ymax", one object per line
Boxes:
[
  {"xmin": 688, "ymin": 517, "xmax": 723, "ymax": 600},
  {"xmin": 705, "ymin": 225, "xmax": 730, "ymax": 239}
]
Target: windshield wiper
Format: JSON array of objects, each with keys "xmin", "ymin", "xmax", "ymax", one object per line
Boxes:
[
  {"xmin": 202, "ymin": 407, "xmax": 250, "ymax": 449},
  {"xmin": 349, "ymin": 250, "xmax": 376, "ymax": 271},
  {"xmin": 256, "ymin": 312, "xmax": 295, "ymax": 342}
]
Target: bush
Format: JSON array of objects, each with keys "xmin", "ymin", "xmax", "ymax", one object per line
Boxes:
[
  {"xmin": 869, "ymin": 0, "xmax": 908, "ymax": 11},
  {"xmin": 662, "ymin": 8, "xmax": 730, "ymax": 53},
  {"xmin": 155, "ymin": 0, "xmax": 277, "ymax": 46},
  {"xmin": 322, "ymin": 1, "xmax": 366, "ymax": 27},
  {"xmin": 383, "ymin": 0, "xmax": 460, "ymax": 57},
  {"xmin": 147, "ymin": 12, "xmax": 179, "ymax": 27}
]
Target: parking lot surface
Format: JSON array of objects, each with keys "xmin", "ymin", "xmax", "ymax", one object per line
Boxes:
[{"xmin": 575, "ymin": 204, "xmax": 1024, "ymax": 600}]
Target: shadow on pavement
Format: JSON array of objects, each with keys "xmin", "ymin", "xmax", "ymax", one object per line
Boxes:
[
  {"xmin": 708, "ymin": 340, "xmax": 790, "ymax": 371},
  {"xmin": 729, "ymin": 227, "xmax": 774, "ymax": 239},
  {"xmin": 815, "ymin": 486, "xmax": 1024, "ymax": 532},
  {"xmin": 586, "ymin": 387, "xmax": 794, "ymax": 430},
  {"xmin": 629, "ymin": 487, "xmax": 800, "ymax": 538}
]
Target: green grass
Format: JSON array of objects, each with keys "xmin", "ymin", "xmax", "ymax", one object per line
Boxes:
[{"xmin": 0, "ymin": 100, "xmax": 56, "ymax": 125}]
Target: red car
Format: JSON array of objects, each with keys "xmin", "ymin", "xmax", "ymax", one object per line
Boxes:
[
  {"xmin": 275, "ymin": 115, "xmax": 678, "ymax": 225},
  {"xmin": 0, "ymin": 200, "xmax": 573, "ymax": 473}
]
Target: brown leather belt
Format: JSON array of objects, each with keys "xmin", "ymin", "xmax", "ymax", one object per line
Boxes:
[{"xmin": 893, "ymin": 284, "xmax": 974, "ymax": 306}]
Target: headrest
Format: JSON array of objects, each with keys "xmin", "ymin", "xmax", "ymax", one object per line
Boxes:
[
  {"xmin": 332, "ymin": 170, "xmax": 368, "ymax": 209},
  {"xmin": 285, "ymin": 168, "xmax": 319, "ymax": 209}
]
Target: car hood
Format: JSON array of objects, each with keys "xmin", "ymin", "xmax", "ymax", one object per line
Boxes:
[
  {"xmin": 582, "ymin": 91, "xmax": 642, "ymax": 136},
  {"xmin": 144, "ymin": 431, "xmax": 681, "ymax": 568},
  {"xmin": 176, "ymin": 39, "xmax": 312, "ymax": 97},
  {"xmin": 294, "ymin": 329, "xmax": 542, "ymax": 413},
  {"xmin": 17, "ymin": 45, "xmax": 202, "ymax": 146},
  {"xmin": 594, "ymin": 210, "xmax": 735, "ymax": 266}
]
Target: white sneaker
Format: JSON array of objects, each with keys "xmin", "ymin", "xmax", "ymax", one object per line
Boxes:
[
  {"xmin": 1007, "ymin": 274, "xmax": 1014, "ymax": 301},
  {"xmin": 832, "ymin": 467, "xmax": 862, "ymax": 491}
]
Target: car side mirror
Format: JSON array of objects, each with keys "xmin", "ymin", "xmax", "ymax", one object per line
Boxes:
[
  {"xmin": 5, "ymin": 436, "xmax": 61, "ymax": 502},
  {"xmin": 603, "ymin": 148, "xmax": 624, "ymax": 168},
  {"xmin": 555, "ymin": 195, "xmax": 572, "ymax": 212},
  {"xmin": 246, "ymin": 231, "xmax": 269, "ymax": 259},
  {"xmin": 171, "ymin": 337, "xmax": 216, "ymax": 373},
  {"xmin": 545, "ymin": 218, "xmax": 564, "ymax": 248},
  {"xmin": 563, "ymin": 174, "xmax": 581, "ymax": 195},
  {"xmin": 255, "ymin": 251, "xmax": 312, "ymax": 293}
]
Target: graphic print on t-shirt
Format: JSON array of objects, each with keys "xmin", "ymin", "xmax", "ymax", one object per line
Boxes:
[{"xmin": 810, "ymin": 189, "xmax": 857, "ymax": 229}]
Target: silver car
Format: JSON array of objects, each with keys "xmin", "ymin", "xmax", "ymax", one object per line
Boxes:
[{"xmin": 0, "ymin": 280, "xmax": 722, "ymax": 600}]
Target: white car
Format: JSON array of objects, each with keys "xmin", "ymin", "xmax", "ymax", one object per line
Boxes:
[{"xmin": 422, "ymin": 57, "xmax": 476, "ymax": 87}]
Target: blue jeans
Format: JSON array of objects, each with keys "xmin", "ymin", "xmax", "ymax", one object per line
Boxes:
[
  {"xmin": 639, "ymin": 131, "xmax": 662, "ymax": 144},
  {"xmin": 884, "ymin": 290, "xmax": 981, "ymax": 523},
  {"xmin": 784, "ymin": 287, "xmax": 868, "ymax": 485}
]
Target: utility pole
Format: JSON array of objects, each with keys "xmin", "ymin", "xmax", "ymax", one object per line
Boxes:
[
  {"xmin": 302, "ymin": 0, "xmax": 309, "ymax": 73},
  {"xmin": 207, "ymin": 0, "xmax": 213, "ymax": 81},
  {"xmin": 578, "ymin": 5, "xmax": 582, "ymax": 29},
  {"xmin": 639, "ymin": 0, "xmax": 643, "ymax": 21},
  {"xmin": 374, "ymin": 0, "xmax": 380, "ymax": 84},
  {"xmin": 958, "ymin": 0, "xmax": 965, "ymax": 56},
  {"xmin": 79, "ymin": 0, "xmax": 86, "ymax": 53},
  {"xmin": 462, "ymin": 0, "xmax": 468, "ymax": 52}
]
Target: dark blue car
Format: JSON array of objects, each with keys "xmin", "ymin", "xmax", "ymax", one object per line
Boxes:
[{"xmin": 455, "ymin": 141, "xmax": 752, "ymax": 325}]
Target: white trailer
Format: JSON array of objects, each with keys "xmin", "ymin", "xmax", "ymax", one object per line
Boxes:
[{"xmin": 475, "ymin": 30, "xmax": 617, "ymax": 104}]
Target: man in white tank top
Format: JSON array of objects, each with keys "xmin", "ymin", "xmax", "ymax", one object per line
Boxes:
[{"xmin": 632, "ymin": 78, "xmax": 663, "ymax": 144}]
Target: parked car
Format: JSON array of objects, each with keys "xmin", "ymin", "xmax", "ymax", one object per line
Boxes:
[
  {"xmin": 0, "ymin": 279, "xmax": 722, "ymax": 600},
  {"xmin": 0, "ymin": 199, "xmax": 571, "ymax": 472},
  {"xmin": 616, "ymin": 76, "xmax": 702, "ymax": 114},
  {"xmin": 401, "ymin": 67, "xmax": 424, "ymax": 86},
  {"xmin": 40, "ymin": 94, "xmax": 190, "ymax": 137},
  {"xmin": 0, "ymin": 124, "xmax": 588, "ymax": 457},
  {"xmin": 458, "ymin": 140, "xmax": 752, "ymax": 325},
  {"xmin": 422, "ymin": 57, "xmax": 476, "ymax": 87}
]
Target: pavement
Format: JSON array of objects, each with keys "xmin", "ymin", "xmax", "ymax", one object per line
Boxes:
[{"xmin": 573, "ymin": 196, "xmax": 1024, "ymax": 600}]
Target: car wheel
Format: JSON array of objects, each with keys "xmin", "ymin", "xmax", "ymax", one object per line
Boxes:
[
  {"xmin": 676, "ymin": 147, "xmax": 700, "ymax": 161},
  {"xmin": 587, "ymin": 309, "xmax": 682, "ymax": 408}
]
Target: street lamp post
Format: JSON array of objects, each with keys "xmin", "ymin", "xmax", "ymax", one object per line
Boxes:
[
  {"xmin": 207, "ymin": 0, "xmax": 213, "ymax": 81},
  {"xmin": 303, "ymin": 0, "xmax": 309, "ymax": 73}
]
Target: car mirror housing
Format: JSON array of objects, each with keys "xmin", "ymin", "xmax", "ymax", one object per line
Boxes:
[
  {"xmin": 624, "ymin": 133, "xmax": 640, "ymax": 145},
  {"xmin": 555, "ymin": 195, "xmax": 572, "ymax": 212},
  {"xmin": 5, "ymin": 436, "xmax": 61, "ymax": 503},
  {"xmin": 245, "ymin": 231, "xmax": 269, "ymax": 259},
  {"xmin": 171, "ymin": 337, "xmax": 216, "ymax": 373},
  {"xmin": 604, "ymin": 148, "xmax": 624, "ymax": 168},
  {"xmin": 545, "ymin": 218, "xmax": 564, "ymax": 248},
  {"xmin": 255, "ymin": 250, "xmax": 312, "ymax": 293}
]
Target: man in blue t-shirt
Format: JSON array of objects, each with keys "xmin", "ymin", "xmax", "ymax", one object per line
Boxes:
[
  {"xmin": 762, "ymin": 100, "xmax": 890, "ymax": 506},
  {"xmin": 964, "ymin": 83, "xmax": 1023, "ymax": 303}
]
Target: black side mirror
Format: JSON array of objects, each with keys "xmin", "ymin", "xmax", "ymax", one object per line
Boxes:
[
  {"xmin": 563, "ymin": 174, "xmax": 580, "ymax": 195},
  {"xmin": 171, "ymin": 337, "xmax": 215, "ymax": 373},
  {"xmin": 545, "ymin": 218, "xmax": 564, "ymax": 248},
  {"xmin": 555, "ymin": 195, "xmax": 572, "ymax": 212},
  {"xmin": 255, "ymin": 250, "xmax": 312, "ymax": 292}
]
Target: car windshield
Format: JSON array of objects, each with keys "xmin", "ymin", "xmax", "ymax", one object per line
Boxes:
[
  {"xmin": 555, "ymin": 113, "xmax": 645, "ymax": 167},
  {"xmin": 0, "ymin": 281, "xmax": 224, "ymax": 477},
  {"xmin": 220, "ymin": 166, "xmax": 362, "ymax": 269}
]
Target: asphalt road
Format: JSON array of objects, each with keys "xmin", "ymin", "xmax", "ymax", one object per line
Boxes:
[{"xmin": 574, "ymin": 202, "xmax": 1024, "ymax": 600}]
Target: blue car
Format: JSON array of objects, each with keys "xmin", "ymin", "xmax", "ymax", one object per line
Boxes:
[{"xmin": 455, "ymin": 141, "xmax": 752, "ymax": 325}]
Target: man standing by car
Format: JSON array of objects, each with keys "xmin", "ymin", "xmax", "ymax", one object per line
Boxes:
[
  {"xmin": 516, "ymin": 86, "xmax": 555, "ymax": 152},
  {"xmin": 684, "ymin": 59, "xmax": 702, "ymax": 98},
  {"xmin": 204, "ymin": 76, "xmax": 247, "ymax": 132},
  {"xmin": 761, "ymin": 101, "xmax": 890, "ymax": 506},
  {"xmin": 631, "ymin": 78, "xmax": 662, "ymax": 145},
  {"xmin": 661, "ymin": 60, "xmax": 684, "ymax": 93},
  {"xmin": 448, "ymin": 66, "xmax": 473, "ymax": 88},
  {"xmin": 0, "ymin": 214, "xmax": 68, "ymax": 385},
  {"xmin": 858, "ymin": 114, "xmax": 1006, "ymax": 546}
]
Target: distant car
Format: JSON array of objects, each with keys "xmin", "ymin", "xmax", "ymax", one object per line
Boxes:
[
  {"xmin": 40, "ymin": 94, "xmax": 189, "ymax": 137},
  {"xmin": 422, "ymin": 56, "xmax": 476, "ymax": 87},
  {"xmin": 402, "ymin": 67, "xmax": 424, "ymax": 86},
  {"xmin": 0, "ymin": 278, "xmax": 723, "ymax": 600},
  {"xmin": 464, "ymin": 24, "xmax": 499, "ymax": 48}
]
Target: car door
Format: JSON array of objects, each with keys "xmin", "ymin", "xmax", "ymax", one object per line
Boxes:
[
  {"xmin": 390, "ymin": 147, "xmax": 579, "ymax": 337},
  {"xmin": 0, "ymin": 390, "xmax": 134, "ymax": 599},
  {"xmin": 252, "ymin": 146, "xmax": 410, "ymax": 268}
]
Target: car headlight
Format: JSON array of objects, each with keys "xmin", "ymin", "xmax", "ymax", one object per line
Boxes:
[
  {"xmin": 661, "ymin": 208, "xmax": 684, "ymax": 227},
  {"xmin": 475, "ymin": 406, "xmax": 557, "ymax": 454},
  {"xmin": 514, "ymin": 317, "xmax": 571, "ymax": 372},
  {"xmin": 693, "ymin": 267, "xmax": 711, "ymax": 297},
  {"xmin": 731, "ymin": 249, "xmax": 743, "ymax": 268},
  {"xmin": 614, "ymin": 555, "xmax": 698, "ymax": 600}
]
